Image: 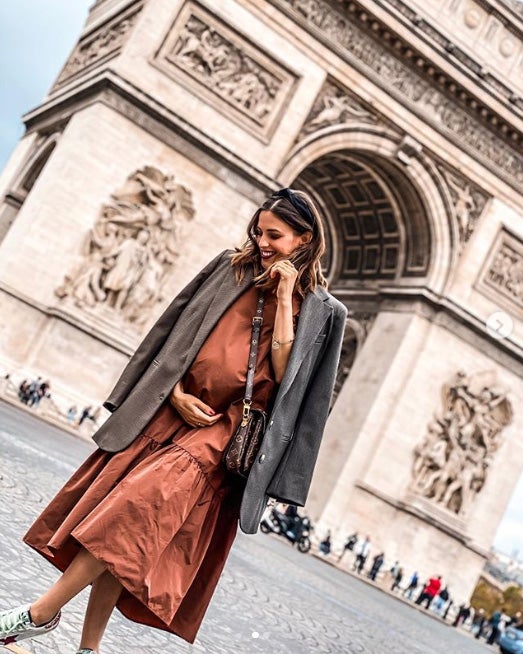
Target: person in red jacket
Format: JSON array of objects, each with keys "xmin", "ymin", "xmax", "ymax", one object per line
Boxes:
[{"xmin": 415, "ymin": 575, "xmax": 442, "ymax": 609}]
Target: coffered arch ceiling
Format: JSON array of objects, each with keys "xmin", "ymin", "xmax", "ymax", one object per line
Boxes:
[{"xmin": 294, "ymin": 151, "xmax": 432, "ymax": 288}]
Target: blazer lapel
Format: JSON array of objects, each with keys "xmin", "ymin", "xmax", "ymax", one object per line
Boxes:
[{"xmin": 277, "ymin": 288, "xmax": 332, "ymax": 398}]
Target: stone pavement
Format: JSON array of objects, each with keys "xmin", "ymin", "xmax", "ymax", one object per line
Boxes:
[{"xmin": 0, "ymin": 400, "xmax": 493, "ymax": 654}]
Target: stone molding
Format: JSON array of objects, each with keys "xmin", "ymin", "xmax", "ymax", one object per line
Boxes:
[
  {"xmin": 53, "ymin": 1, "xmax": 143, "ymax": 88},
  {"xmin": 272, "ymin": 0, "xmax": 523, "ymax": 191},
  {"xmin": 372, "ymin": 0, "xmax": 523, "ymax": 103},
  {"xmin": 153, "ymin": 1, "xmax": 299, "ymax": 142},
  {"xmin": 501, "ymin": 0, "xmax": 523, "ymax": 20},
  {"xmin": 298, "ymin": 77, "xmax": 491, "ymax": 253},
  {"xmin": 477, "ymin": 225, "xmax": 523, "ymax": 316},
  {"xmin": 22, "ymin": 74, "xmax": 276, "ymax": 200}
]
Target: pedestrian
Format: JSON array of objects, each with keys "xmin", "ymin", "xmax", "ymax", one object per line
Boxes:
[
  {"xmin": 403, "ymin": 571, "xmax": 419, "ymax": 600},
  {"xmin": 77, "ymin": 406, "xmax": 93, "ymax": 427},
  {"xmin": 28, "ymin": 376, "xmax": 43, "ymax": 407},
  {"xmin": 0, "ymin": 188, "xmax": 346, "ymax": 652},
  {"xmin": 66, "ymin": 406, "xmax": 78, "ymax": 425},
  {"xmin": 452, "ymin": 603, "xmax": 471, "ymax": 627},
  {"xmin": 18, "ymin": 379, "xmax": 30, "ymax": 404},
  {"xmin": 433, "ymin": 586, "xmax": 450, "ymax": 615},
  {"xmin": 415, "ymin": 575, "xmax": 442, "ymax": 609},
  {"xmin": 353, "ymin": 536, "xmax": 371, "ymax": 574},
  {"xmin": 319, "ymin": 530, "xmax": 332, "ymax": 555},
  {"xmin": 391, "ymin": 566, "xmax": 403, "ymax": 592},
  {"xmin": 368, "ymin": 552, "xmax": 385, "ymax": 581},
  {"xmin": 337, "ymin": 532, "xmax": 358, "ymax": 562},
  {"xmin": 487, "ymin": 607, "xmax": 504, "ymax": 645},
  {"xmin": 472, "ymin": 607, "xmax": 486, "ymax": 638}
]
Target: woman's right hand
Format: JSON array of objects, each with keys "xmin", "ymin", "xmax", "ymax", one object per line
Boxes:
[{"xmin": 169, "ymin": 383, "xmax": 223, "ymax": 428}]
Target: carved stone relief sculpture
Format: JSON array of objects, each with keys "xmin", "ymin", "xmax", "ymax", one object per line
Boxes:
[
  {"xmin": 438, "ymin": 167, "xmax": 490, "ymax": 248},
  {"xmin": 54, "ymin": 4, "xmax": 142, "ymax": 86},
  {"xmin": 55, "ymin": 166, "xmax": 194, "ymax": 325},
  {"xmin": 154, "ymin": 2, "xmax": 297, "ymax": 140},
  {"xmin": 479, "ymin": 228, "xmax": 523, "ymax": 313},
  {"xmin": 277, "ymin": 0, "xmax": 523, "ymax": 191},
  {"xmin": 411, "ymin": 370, "xmax": 513, "ymax": 515},
  {"xmin": 300, "ymin": 80, "xmax": 379, "ymax": 137}
]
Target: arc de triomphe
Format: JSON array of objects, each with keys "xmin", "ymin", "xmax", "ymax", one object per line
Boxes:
[{"xmin": 1, "ymin": 0, "xmax": 523, "ymax": 603}]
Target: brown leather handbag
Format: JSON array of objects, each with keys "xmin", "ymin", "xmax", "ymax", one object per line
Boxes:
[{"xmin": 223, "ymin": 292, "xmax": 268, "ymax": 478}]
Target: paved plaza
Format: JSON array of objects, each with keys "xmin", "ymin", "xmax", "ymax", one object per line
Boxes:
[{"xmin": 0, "ymin": 400, "xmax": 493, "ymax": 654}]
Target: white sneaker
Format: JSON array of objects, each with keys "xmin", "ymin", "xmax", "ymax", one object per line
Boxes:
[{"xmin": 0, "ymin": 604, "xmax": 60, "ymax": 645}]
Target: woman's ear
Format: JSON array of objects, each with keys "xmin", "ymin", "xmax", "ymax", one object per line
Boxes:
[{"xmin": 300, "ymin": 231, "xmax": 313, "ymax": 245}]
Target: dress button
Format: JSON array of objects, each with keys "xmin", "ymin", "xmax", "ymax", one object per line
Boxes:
[
  {"xmin": 159, "ymin": 393, "xmax": 165, "ymax": 400},
  {"xmin": 259, "ymin": 453, "xmax": 266, "ymax": 463}
]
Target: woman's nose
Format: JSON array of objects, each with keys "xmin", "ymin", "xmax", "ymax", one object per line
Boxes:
[{"xmin": 258, "ymin": 236, "xmax": 269, "ymax": 248}]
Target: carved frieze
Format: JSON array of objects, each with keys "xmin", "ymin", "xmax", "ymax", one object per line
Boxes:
[
  {"xmin": 438, "ymin": 166, "xmax": 490, "ymax": 247},
  {"xmin": 411, "ymin": 370, "xmax": 513, "ymax": 515},
  {"xmin": 300, "ymin": 80, "xmax": 380, "ymax": 137},
  {"xmin": 54, "ymin": 4, "xmax": 142, "ymax": 86},
  {"xmin": 55, "ymin": 166, "xmax": 194, "ymax": 325},
  {"xmin": 154, "ymin": 2, "xmax": 298, "ymax": 141},
  {"xmin": 477, "ymin": 227, "xmax": 523, "ymax": 314},
  {"xmin": 277, "ymin": 0, "xmax": 523, "ymax": 190}
]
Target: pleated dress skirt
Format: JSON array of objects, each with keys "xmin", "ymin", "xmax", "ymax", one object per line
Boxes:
[{"xmin": 23, "ymin": 285, "xmax": 295, "ymax": 643}]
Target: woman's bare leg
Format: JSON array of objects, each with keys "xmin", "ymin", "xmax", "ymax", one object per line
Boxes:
[
  {"xmin": 29, "ymin": 548, "xmax": 106, "ymax": 625},
  {"xmin": 78, "ymin": 571, "xmax": 123, "ymax": 652}
]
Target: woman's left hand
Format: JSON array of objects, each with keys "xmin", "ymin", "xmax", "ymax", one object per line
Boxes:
[{"xmin": 269, "ymin": 259, "xmax": 298, "ymax": 301}]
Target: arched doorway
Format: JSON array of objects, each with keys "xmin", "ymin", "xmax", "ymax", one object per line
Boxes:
[
  {"xmin": 279, "ymin": 131, "xmax": 457, "ymax": 524},
  {"xmin": 0, "ymin": 134, "xmax": 59, "ymax": 244}
]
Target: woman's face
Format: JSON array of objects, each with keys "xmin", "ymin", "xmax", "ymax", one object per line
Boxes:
[{"xmin": 255, "ymin": 210, "xmax": 311, "ymax": 269}]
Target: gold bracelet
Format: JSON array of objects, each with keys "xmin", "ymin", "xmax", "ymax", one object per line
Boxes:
[{"xmin": 272, "ymin": 337, "xmax": 295, "ymax": 350}]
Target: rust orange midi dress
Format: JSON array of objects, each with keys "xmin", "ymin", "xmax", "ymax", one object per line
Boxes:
[{"xmin": 24, "ymin": 286, "xmax": 299, "ymax": 643}]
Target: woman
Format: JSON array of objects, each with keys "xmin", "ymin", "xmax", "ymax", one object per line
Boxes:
[{"xmin": 0, "ymin": 188, "xmax": 346, "ymax": 652}]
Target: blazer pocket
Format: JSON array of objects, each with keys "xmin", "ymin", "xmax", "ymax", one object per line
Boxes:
[{"xmin": 314, "ymin": 334, "xmax": 327, "ymax": 344}]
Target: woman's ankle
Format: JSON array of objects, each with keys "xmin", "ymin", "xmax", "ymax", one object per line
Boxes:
[{"xmin": 28, "ymin": 601, "xmax": 58, "ymax": 627}]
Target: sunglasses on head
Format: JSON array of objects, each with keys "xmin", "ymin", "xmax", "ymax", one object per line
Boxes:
[{"xmin": 272, "ymin": 188, "xmax": 316, "ymax": 228}]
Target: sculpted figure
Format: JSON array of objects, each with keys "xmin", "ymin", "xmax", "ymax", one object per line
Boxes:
[
  {"xmin": 55, "ymin": 167, "xmax": 194, "ymax": 321},
  {"xmin": 412, "ymin": 370, "xmax": 512, "ymax": 514}
]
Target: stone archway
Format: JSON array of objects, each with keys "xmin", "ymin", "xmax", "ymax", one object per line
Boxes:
[{"xmin": 279, "ymin": 128, "xmax": 457, "ymax": 295}]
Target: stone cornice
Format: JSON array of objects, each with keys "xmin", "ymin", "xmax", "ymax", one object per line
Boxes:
[
  {"xmin": 333, "ymin": 288, "xmax": 523, "ymax": 373},
  {"xmin": 362, "ymin": 0, "xmax": 523, "ymax": 114},
  {"xmin": 272, "ymin": 0, "xmax": 523, "ymax": 192},
  {"xmin": 22, "ymin": 71, "xmax": 277, "ymax": 201}
]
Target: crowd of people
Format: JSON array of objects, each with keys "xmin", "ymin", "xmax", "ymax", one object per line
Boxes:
[
  {"xmin": 0, "ymin": 371, "xmax": 100, "ymax": 432},
  {"xmin": 17, "ymin": 376, "xmax": 52, "ymax": 407},
  {"xmin": 316, "ymin": 529, "xmax": 522, "ymax": 645}
]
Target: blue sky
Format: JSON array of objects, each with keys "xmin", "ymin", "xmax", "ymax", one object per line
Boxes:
[
  {"xmin": 0, "ymin": 1, "xmax": 91, "ymax": 169},
  {"xmin": 1, "ymin": 2, "xmax": 522, "ymax": 559}
]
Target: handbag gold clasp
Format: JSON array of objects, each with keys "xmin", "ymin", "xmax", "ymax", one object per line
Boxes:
[{"xmin": 241, "ymin": 400, "xmax": 252, "ymax": 426}]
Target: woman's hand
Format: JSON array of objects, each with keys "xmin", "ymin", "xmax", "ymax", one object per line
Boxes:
[
  {"xmin": 169, "ymin": 382, "xmax": 223, "ymax": 428},
  {"xmin": 269, "ymin": 259, "xmax": 298, "ymax": 301}
]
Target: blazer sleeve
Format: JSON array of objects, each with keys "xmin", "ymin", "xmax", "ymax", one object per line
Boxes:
[
  {"xmin": 103, "ymin": 250, "xmax": 229, "ymax": 412},
  {"xmin": 266, "ymin": 301, "xmax": 347, "ymax": 506}
]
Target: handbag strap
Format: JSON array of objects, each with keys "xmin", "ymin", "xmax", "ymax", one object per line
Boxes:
[{"xmin": 241, "ymin": 291, "xmax": 264, "ymax": 425}]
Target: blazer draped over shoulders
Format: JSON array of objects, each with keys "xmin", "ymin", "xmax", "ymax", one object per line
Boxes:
[{"xmin": 94, "ymin": 250, "xmax": 347, "ymax": 533}]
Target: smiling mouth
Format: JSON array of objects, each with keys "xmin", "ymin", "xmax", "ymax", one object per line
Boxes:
[{"xmin": 260, "ymin": 250, "xmax": 276, "ymax": 260}]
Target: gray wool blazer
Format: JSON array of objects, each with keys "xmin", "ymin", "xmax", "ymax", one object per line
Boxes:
[{"xmin": 95, "ymin": 250, "xmax": 347, "ymax": 534}]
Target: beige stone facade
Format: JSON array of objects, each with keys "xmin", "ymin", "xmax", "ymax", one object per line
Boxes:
[{"xmin": 0, "ymin": 0, "xmax": 522, "ymax": 603}]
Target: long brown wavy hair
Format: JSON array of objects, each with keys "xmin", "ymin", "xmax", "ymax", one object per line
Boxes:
[{"xmin": 230, "ymin": 188, "xmax": 327, "ymax": 296}]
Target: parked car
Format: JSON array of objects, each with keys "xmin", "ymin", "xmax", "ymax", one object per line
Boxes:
[{"xmin": 499, "ymin": 626, "xmax": 523, "ymax": 654}]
